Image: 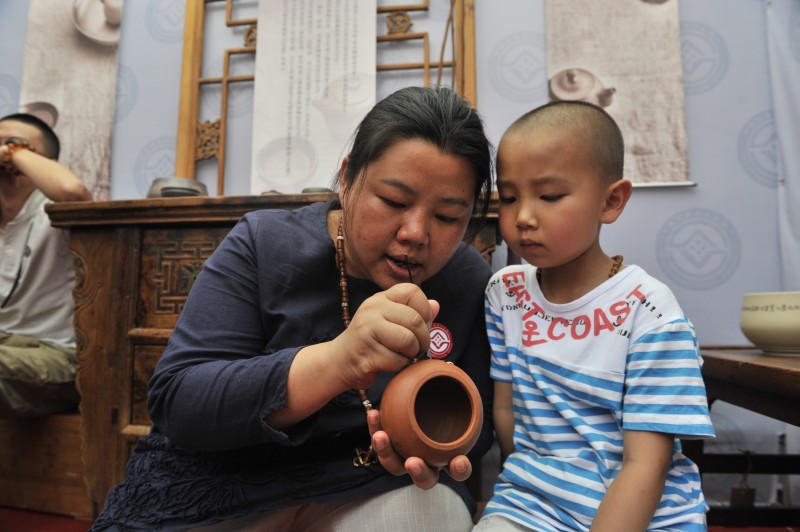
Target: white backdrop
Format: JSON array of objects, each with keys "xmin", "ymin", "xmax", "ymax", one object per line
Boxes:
[
  {"xmin": 767, "ymin": 0, "xmax": 800, "ymax": 291},
  {"xmin": 1, "ymin": 0, "xmax": 797, "ymax": 507}
]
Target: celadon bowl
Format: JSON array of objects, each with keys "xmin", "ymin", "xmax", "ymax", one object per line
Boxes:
[{"xmin": 739, "ymin": 291, "xmax": 800, "ymax": 356}]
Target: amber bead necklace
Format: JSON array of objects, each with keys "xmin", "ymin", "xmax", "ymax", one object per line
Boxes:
[
  {"xmin": 536, "ymin": 254, "xmax": 624, "ymax": 284},
  {"xmin": 336, "ymin": 219, "xmax": 378, "ymax": 467}
]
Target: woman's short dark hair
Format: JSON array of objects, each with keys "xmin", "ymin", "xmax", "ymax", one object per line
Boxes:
[
  {"xmin": 0, "ymin": 112, "xmax": 60, "ymax": 160},
  {"xmin": 334, "ymin": 86, "xmax": 493, "ymax": 223}
]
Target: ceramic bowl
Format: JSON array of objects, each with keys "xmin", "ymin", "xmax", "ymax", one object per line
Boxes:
[
  {"xmin": 740, "ymin": 291, "xmax": 800, "ymax": 355},
  {"xmin": 147, "ymin": 177, "xmax": 208, "ymax": 198},
  {"xmin": 379, "ymin": 359, "xmax": 483, "ymax": 467}
]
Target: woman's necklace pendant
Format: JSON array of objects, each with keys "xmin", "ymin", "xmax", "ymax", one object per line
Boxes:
[{"xmin": 353, "ymin": 446, "xmax": 377, "ymax": 468}]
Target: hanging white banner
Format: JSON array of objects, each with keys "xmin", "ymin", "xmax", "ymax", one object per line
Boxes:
[
  {"xmin": 251, "ymin": 0, "xmax": 376, "ymax": 194},
  {"xmin": 20, "ymin": 0, "xmax": 122, "ymax": 200},
  {"xmin": 766, "ymin": 0, "xmax": 800, "ymax": 290}
]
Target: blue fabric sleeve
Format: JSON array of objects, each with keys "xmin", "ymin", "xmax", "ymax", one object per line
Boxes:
[{"xmin": 147, "ymin": 216, "xmax": 315, "ymax": 451}]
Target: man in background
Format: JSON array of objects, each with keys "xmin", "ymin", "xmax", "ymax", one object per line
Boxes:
[{"xmin": 0, "ymin": 112, "xmax": 92, "ymax": 418}]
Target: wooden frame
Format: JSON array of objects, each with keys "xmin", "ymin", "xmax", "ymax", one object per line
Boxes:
[{"xmin": 175, "ymin": 0, "xmax": 476, "ymax": 194}]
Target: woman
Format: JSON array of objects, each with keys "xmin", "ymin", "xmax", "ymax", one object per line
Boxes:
[{"xmin": 91, "ymin": 86, "xmax": 494, "ymax": 531}]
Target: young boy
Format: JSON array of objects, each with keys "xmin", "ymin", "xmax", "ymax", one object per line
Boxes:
[{"xmin": 476, "ymin": 101, "xmax": 715, "ymax": 531}]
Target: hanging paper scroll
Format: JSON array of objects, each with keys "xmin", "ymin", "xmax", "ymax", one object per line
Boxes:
[
  {"xmin": 546, "ymin": 0, "xmax": 691, "ymax": 185},
  {"xmin": 251, "ymin": 0, "xmax": 377, "ymax": 194}
]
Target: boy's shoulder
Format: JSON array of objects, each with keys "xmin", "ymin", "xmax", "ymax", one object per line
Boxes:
[
  {"xmin": 611, "ymin": 265, "xmax": 690, "ymax": 326},
  {"xmin": 620, "ymin": 265, "xmax": 678, "ymax": 298}
]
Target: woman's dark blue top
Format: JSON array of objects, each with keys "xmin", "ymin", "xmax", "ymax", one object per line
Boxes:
[{"xmin": 91, "ymin": 201, "xmax": 494, "ymax": 531}]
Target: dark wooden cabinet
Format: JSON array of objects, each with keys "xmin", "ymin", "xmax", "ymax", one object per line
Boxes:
[{"xmin": 46, "ymin": 193, "xmax": 499, "ymax": 512}]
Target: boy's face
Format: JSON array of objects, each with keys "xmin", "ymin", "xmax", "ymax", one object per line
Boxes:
[{"xmin": 496, "ymin": 126, "xmax": 613, "ymax": 270}]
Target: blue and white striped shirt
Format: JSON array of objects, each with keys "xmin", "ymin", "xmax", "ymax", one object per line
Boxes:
[{"xmin": 483, "ymin": 264, "xmax": 715, "ymax": 531}]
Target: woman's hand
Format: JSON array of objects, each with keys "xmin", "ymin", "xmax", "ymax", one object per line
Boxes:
[
  {"xmin": 367, "ymin": 409, "xmax": 472, "ymax": 488},
  {"xmin": 331, "ymin": 283, "xmax": 439, "ymax": 391},
  {"xmin": 270, "ymin": 283, "xmax": 439, "ymax": 430}
]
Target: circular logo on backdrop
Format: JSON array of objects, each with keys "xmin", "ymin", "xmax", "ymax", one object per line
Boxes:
[
  {"xmin": 737, "ymin": 110, "xmax": 779, "ymax": 188},
  {"xmin": 656, "ymin": 208, "xmax": 741, "ymax": 290},
  {"xmin": 487, "ymin": 32, "xmax": 548, "ymax": 103},
  {"xmin": 0, "ymin": 74, "xmax": 20, "ymax": 118},
  {"xmin": 146, "ymin": 0, "xmax": 185, "ymax": 44},
  {"xmin": 680, "ymin": 21, "xmax": 729, "ymax": 95},
  {"xmin": 134, "ymin": 136, "xmax": 178, "ymax": 196},
  {"xmin": 114, "ymin": 63, "xmax": 138, "ymax": 123},
  {"xmin": 428, "ymin": 323, "xmax": 453, "ymax": 359}
]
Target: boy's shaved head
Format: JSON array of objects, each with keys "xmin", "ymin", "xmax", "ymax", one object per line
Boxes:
[{"xmin": 501, "ymin": 100, "xmax": 624, "ymax": 183}]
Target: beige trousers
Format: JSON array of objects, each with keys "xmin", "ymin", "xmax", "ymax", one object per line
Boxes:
[
  {"xmin": 191, "ymin": 483, "xmax": 474, "ymax": 532},
  {"xmin": 0, "ymin": 332, "xmax": 79, "ymax": 418}
]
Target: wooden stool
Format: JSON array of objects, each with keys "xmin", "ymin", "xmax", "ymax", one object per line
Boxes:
[{"xmin": 0, "ymin": 411, "xmax": 94, "ymax": 520}]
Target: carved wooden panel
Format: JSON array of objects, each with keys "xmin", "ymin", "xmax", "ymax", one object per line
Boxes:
[
  {"xmin": 137, "ymin": 227, "xmax": 230, "ymax": 329},
  {"xmin": 66, "ymin": 227, "xmax": 139, "ymax": 511},
  {"xmin": 130, "ymin": 345, "xmax": 164, "ymax": 427}
]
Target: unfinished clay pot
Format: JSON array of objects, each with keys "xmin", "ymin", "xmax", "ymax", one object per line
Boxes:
[{"xmin": 379, "ymin": 359, "xmax": 483, "ymax": 467}]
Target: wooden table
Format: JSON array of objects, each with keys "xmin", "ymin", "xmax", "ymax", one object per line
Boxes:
[
  {"xmin": 690, "ymin": 346, "xmax": 800, "ymax": 526},
  {"xmin": 700, "ymin": 346, "xmax": 800, "ymax": 426},
  {"xmin": 46, "ymin": 193, "xmax": 499, "ymax": 515}
]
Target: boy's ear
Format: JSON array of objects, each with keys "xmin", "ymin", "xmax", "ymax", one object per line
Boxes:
[{"xmin": 600, "ymin": 178, "xmax": 632, "ymax": 224}]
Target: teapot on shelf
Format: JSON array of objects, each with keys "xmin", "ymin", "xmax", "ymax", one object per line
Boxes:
[{"xmin": 548, "ymin": 68, "xmax": 616, "ymax": 108}]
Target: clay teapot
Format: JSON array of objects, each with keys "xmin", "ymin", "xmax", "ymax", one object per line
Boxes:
[
  {"xmin": 548, "ymin": 68, "xmax": 616, "ymax": 108},
  {"xmin": 379, "ymin": 359, "xmax": 483, "ymax": 468}
]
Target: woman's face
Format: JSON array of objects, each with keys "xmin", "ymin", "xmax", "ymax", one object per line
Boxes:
[{"xmin": 339, "ymin": 138, "xmax": 477, "ymax": 289}]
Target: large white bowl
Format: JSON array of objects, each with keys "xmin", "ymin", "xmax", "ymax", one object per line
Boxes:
[{"xmin": 739, "ymin": 291, "xmax": 800, "ymax": 355}]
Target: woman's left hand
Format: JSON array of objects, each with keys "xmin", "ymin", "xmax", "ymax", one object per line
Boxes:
[{"xmin": 367, "ymin": 409, "xmax": 473, "ymax": 489}]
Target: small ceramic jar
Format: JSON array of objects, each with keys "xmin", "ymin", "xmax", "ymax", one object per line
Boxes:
[{"xmin": 379, "ymin": 359, "xmax": 483, "ymax": 467}]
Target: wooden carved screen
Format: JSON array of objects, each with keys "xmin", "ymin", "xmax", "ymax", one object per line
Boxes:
[{"xmin": 175, "ymin": 0, "xmax": 477, "ymax": 195}]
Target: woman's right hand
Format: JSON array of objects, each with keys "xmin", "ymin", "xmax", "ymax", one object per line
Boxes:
[
  {"xmin": 269, "ymin": 283, "xmax": 439, "ymax": 430},
  {"xmin": 367, "ymin": 409, "xmax": 473, "ymax": 489},
  {"xmin": 331, "ymin": 282, "xmax": 439, "ymax": 391}
]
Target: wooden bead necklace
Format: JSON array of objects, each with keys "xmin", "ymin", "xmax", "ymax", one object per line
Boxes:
[
  {"xmin": 336, "ymin": 218, "xmax": 377, "ymax": 468},
  {"xmin": 536, "ymin": 254, "xmax": 624, "ymax": 283},
  {"xmin": 609, "ymin": 255, "xmax": 624, "ymax": 278}
]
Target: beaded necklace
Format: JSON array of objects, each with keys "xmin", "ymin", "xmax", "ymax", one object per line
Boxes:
[
  {"xmin": 336, "ymin": 219, "xmax": 378, "ymax": 467},
  {"xmin": 535, "ymin": 254, "xmax": 624, "ymax": 284}
]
